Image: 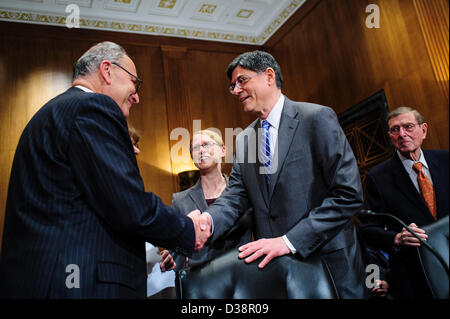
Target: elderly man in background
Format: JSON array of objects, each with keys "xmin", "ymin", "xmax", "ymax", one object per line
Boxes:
[{"xmin": 360, "ymin": 106, "xmax": 449, "ymax": 298}]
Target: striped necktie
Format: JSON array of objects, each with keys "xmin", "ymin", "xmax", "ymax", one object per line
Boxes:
[
  {"xmin": 412, "ymin": 162, "xmax": 437, "ymax": 220},
  {"xmin": 260, "ymin": 120, "xmax": 272, "ymax": 184}
]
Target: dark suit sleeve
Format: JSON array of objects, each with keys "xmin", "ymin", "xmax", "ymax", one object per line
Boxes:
[
  {"xmin": 360, "ymin": 172, "xmax": 398, "ymax": 249},
  {"xmin": 67, "ymin": 94, "xmax": 195, "ymax": 255}
]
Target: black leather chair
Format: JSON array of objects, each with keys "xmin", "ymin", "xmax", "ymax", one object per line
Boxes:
[
  {"xmin": 417, "ymin": 215, "xmax": 449, "ymax": 299},
  {"xmin": 176, "ymin": 248, "xmax": 339, "ymax": 299}
]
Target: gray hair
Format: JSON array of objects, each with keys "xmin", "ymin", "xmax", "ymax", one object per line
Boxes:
[
  {"xmin": 72, "ymin": 41, "xmax": 127, "ymax": 81},
  {"xmin": 387, "ymin": 106, "xmax": 425, "ymax": 124},
  {"xmin": 226, "ymin": 50, "xmax": 283, "ymax": 89}
]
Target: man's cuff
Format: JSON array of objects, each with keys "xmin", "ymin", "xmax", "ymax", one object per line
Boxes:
[
  {"xmin": 282, "ymin": 235, "xmax": 296, "ymax": 254},
  {"xmin": 203, "ymin": 212, "xmax": 214, "ymax": 234}
]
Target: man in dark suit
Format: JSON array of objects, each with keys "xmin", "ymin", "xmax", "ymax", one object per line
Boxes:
[
  {"xmin": 360, "ymin": 106, "xmax": 449, "ymax": 298},
  {"xmin": 200, "ymin": 50, "xmax": 367, "ymax": 298},
  {"xmin": 0, "ymin": 41, "xmax": 209, "ymax": 298}
]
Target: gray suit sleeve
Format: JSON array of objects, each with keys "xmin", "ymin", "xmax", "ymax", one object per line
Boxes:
[
  {"xmin": 206, "ymin": 156, "xmax": 251, "ymax": 242},
  {"xmin": 286, "ymin": 107, "xmax": 363, "ymax": 258}
]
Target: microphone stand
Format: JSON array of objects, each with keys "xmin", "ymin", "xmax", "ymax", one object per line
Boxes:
[{"xmin": 360, "ymin": 209, "xmax": 449, "ymax": 276}]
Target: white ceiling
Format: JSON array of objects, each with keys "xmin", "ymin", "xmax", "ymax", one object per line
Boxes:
[{"xmin": 0, "ymin": 0, "xmax": 306, "ymax": 45}]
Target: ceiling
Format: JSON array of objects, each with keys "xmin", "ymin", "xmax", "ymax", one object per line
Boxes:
[{"xmin": 0, "ymin": 0, "xmax": 306, "ymax": 45}]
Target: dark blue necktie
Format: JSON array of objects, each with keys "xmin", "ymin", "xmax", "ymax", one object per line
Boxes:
[{"xmin": 260, "ymin": 120, "xmax": 271, "ymax": 184}]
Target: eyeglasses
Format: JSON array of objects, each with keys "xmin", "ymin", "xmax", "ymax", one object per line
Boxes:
[
  {"xmin": 191, "ymin": 141, "xmax": 221, "ymax": 152},
  {"xmin": 229, "ymin": 74, "xmax": 257, "ymax": 94},
  {"xmin": 388, "ymin": 123, "xmax": 420, "ymax": 135},
  {"xmin": 111, "ymin": 62, "xmax": 143, "ymax": 94}
]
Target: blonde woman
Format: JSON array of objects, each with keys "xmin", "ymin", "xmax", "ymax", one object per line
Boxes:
[{"xmin": 171, "ymin": 130, "xmax": 252, "ymax": 271}]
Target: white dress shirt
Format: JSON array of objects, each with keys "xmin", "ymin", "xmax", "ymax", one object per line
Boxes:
[
  {"xmin": 397, "ymin": 149, "xmax": 434, "ymax": 193},
  {"xmin": 74, "ymin": 85, "xmax": 94, "ymax": 93}
]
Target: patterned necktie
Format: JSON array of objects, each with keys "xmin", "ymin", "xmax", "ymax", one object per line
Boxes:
[
  {"xmin": 260, "ymin": 120, "xmax": 272, "ymax": 184},
  {"xmin": 412, "ymin": 162, "xmax": 437, "ymax": 220}
]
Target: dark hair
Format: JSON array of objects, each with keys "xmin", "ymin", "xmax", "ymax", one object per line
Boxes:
[
  {"xmin": 226, "ymin": 50, "xmax": 283, "ymax": 89},
  {"xmin": 72, "ymin": 41, "xmax": 127, "ymax": 81}
]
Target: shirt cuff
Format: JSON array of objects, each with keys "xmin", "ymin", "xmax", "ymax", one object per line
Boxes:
[
  {"xmin": 203, "ymin": 212, "xmax": 214, "ymax": 234},
  {"xmin": 282, "ymin": 235, "xmax": 296, "ymax": 254}
]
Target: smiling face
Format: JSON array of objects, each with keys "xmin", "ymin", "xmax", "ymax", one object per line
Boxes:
[
  {"xmin": 191, "ymin": 133, "xmax": 225, "ymax": 171},
  {"xmin": 229, "ymin": 66, "xmax": 279, "ymax": 119},
  {"xmin": 388, "ymin": 111, "xmax": 427, "ymax": 160},
  {"xmin": 107, "ymin": 55, "xmax": 140, "ymax": 118},
  {"xmin": 231, "ymin": 66, "xmax": 271, "ymax": 116}
]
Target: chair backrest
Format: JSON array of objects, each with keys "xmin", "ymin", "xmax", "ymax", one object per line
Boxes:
[
  {"xmin": 417, "ymin": 215, "xmax": 449, "ymax": 299},
  {"xmin": 176, "ymin": 248, "xmax": 339, "ymax": 299}
]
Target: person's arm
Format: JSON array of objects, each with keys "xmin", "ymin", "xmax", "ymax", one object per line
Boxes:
[
  {"xmin": 360, "ymin": 173, "xmax": 398, "ymax": 249},
  {"xmin": 205, "ymin": 153, "xmax": 251, "ymax": 242},
  {"xmin": 67, "ymin": 94, "xmax": 197, "ymax": 255}
]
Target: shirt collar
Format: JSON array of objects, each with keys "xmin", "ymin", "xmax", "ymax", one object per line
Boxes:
[
  {"xmin": 74, "ymin": 85, "xmax": 94, "ymax": 93},
  {"xmin": 262, "ymin": 94, "xmax": 284, "ymax": 129},
  {"xmin": 397, "ymin": 149, "xmax": 429, "ymax": 169}
]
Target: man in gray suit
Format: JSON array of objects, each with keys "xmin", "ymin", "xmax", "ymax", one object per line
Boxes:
[{"xmin": 201, "ymin": 50, "xmax": 367, "ymax": 298}]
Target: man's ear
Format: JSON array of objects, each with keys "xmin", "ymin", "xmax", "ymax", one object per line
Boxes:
[
  {"xmin": 264, "ymin": 67, "xmax": 276, "ymax": 87},
  {"xmin": 421, "ymin": 122, "xmax": 428, "ymax": 139},
  {"xmin": 99, "ymin": 60, "xmax": 113, "ymax": 85}
]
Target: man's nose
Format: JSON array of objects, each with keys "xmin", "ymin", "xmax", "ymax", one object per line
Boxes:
[
  {"xmin": 232, "ymin": 85, "xmax": 242, "ymax": 95},
  {"xmin": 132, "ymin": 92, "xmax": 139, "ymax": 104},
  {"xmin": 398, "ymin": 126, "xmax": 409, "ymax": 136}
]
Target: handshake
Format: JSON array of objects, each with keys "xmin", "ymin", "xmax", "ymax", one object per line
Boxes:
[{"xmin": 187, "ymin": 210, "xmax": 212, "ymax": 251}]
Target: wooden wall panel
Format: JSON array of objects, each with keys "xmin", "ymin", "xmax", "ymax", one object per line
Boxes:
[
  {"xmin": 267, "ymin": 0, "xmax": 449, "ymax": 151},
  {"xmin": 126, "ymin": 45, "xmax": 175, "ymax": 205},
  {"xmin": 161, "ymin": 46, "xmax": 195, "ymax": 192},
  {"xmin": 186, "ymin": 49, "xmax": 255, "ymax": 175},
  {"xmin": 413, "ymin": 0, "xmax": 449, "ymax": 100}
]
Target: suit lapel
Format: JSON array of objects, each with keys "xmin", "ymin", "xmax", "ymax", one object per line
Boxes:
[
  {"xmin": 251, "ymin": 121, "xmax": 270, "ymax": 206},
  {"xmin": 391, "ymin": 154, "xmax": 434, "ymax": 223},
  {"xmin": 188, "ymin": 180, "xmax": 208, "ymax": 212},
  {"xmin": 268, "ymin": 99, "xmax": 299, "ymax": 200}
]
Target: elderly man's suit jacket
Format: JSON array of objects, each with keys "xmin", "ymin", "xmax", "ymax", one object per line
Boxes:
[
  {"xmin": 0, "ymin": 87, "xmax": 195, "ymax": 298},
  {"xmin": 206, "ymin": 96, "xmax": 366, "ymax": 298}
]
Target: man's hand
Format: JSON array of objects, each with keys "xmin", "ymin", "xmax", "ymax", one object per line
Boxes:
[
  {"xmin": 393, "ymin": 223, "xmax": 428, "ymax": 247},
  {"xmin": 370, "ymin": 279, "xmax": 389, "ymax": 298},
  {"xmin": 238, "ymin": 237, "xmax": 291, "ymax": 268},
  {"xmin": 187, "ymin": 210, "xmax": 212, "ymax": 251},
  {"xmin": 159, "ymin": 249, "xmax": 176, "ymax": 272}
]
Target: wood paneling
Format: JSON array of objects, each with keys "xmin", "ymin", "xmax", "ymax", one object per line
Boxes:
[
  {"xmin": 413, "ymin": 0, "xmax": 449, "ymax": 101},
  {"xmin": 267, "ymin": 0, "xmax": 449, "ymax": 151},
  {"xmin": 186, "ymin": 49, "xmax": 255, "ymax": 175},
  {"xmin": 161, "ymin": 45, "xmax": 195, "ymax": 191}
]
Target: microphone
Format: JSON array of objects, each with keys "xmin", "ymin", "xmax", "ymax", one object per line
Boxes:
[{"xmin": 359, "ymin": 209, "xmax": 449, "ymax": 275}]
